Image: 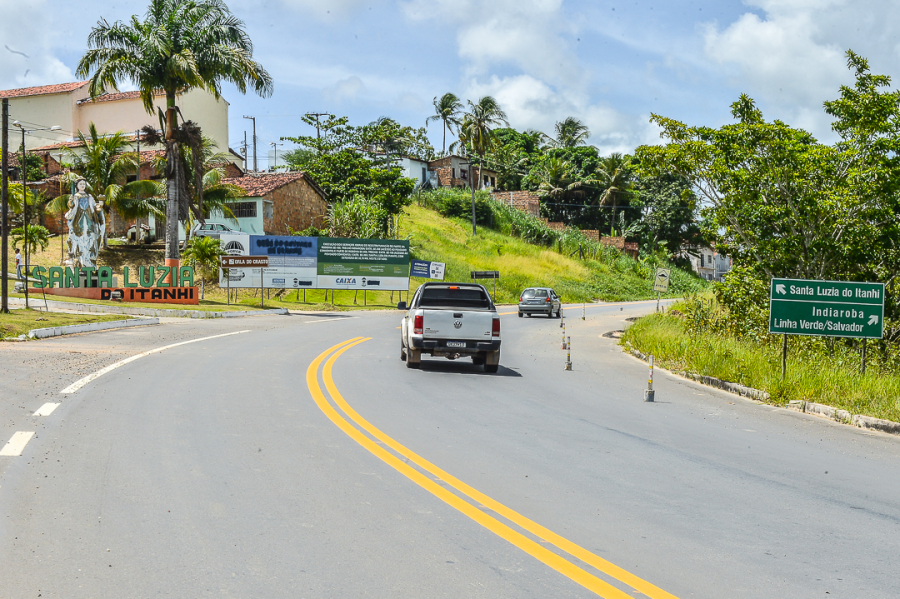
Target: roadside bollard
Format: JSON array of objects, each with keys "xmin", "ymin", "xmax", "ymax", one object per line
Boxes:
[
  {"xmin": 561, "ymin": 321, "xmax": 567, "ymax": 349},
  {"xmin": 582, "ymin": 303, "xmax": 585, "ymax": 320},
  {"xmin": 644, "ymin": 355, "xmax": 655, "ymax": 402},
  {"xmin": 560, "ymin": 309, "xmax": 565, "ymax": 328},
  {"xmin": 565, "ymin": 336, "xmax": 572, "ymax": 371}
]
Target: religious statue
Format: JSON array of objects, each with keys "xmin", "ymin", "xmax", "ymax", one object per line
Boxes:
[{"xmin": 65, "ymin": 179, "xmax": 105, "ymax": 268}]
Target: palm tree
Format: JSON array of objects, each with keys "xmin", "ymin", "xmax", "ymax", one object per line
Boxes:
[
  {"xmin": 552, "ymin": 117, "xmax": 591, "ymax": 148},
  {"xmin": 182, "ymin": 236, "xmax": 224, "ymax": 299},
  {"xmin": 144, "ymin": 136, "xmax": 244, "ymax": 231},
  {"xmin": 61, "ymin": 123, "xmax": 160, "ymax": 248},
  {"xmin": 595, "ymin": 153, "xmax": 632, "ymax": 236},
  {"xmin": 487, "ymin": 144, "xmax": 528, "ymax": 191},
  {"xmin": 425, "ymin": 93, "xmax": 463, "ymax": 156},
  {"xmin": 535, "ymin": 157, "xmax": 583, "ymax": 201},
  {"xmin": 458, "ymin": 96, "xmax": 509, "ymax": 189},
  {"xmin": 77, "ymin": 0, "xmax": 273, "ymax": 272}
]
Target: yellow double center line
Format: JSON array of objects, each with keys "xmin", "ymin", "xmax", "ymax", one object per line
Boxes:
[{"xmin": 307, "ymin": 338, "xmax": 680, "ymax": 599}]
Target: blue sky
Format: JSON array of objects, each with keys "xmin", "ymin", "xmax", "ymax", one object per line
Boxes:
[{"xmin": 3, "ymin": 0, "xmax": 900, "ymax": 168}]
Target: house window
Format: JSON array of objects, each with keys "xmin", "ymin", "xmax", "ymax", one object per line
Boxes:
[
  {"xmin": 461, "ymin": 168, "xmax": 468, "ymax": 180},
  {"xmin": 232, "ymin": 201, "xmax": 257, "ymax": 218},
  {"xmin": 700, "ymin": 254, "xmax": 704, "ymax": 267},
  {"xmin": 263, "ymin": 201, "xmax": 274, "ymax": 220},
  {"xmin": 421, "ymin": 167, "xmax": 426, "ymax": 182},
  {"xmin": 452, "ymin": 167, "xmax": 456, "ymax": 178}
]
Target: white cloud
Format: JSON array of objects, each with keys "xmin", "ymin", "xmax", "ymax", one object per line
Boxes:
[
  {"xmin": 703, "ymin": 0, "xmax": 900, "ymax": 136},
  {"xmin": 465, "ymin": 74, "xmax": 658, "ymax": 155},
  {"xmin": 323, "ymin": 76, "xmax": 365, "ymax": 102},
  {"xmin": 0, "ymin": 0, "xmax": 75, "ymax": 91},
  {"xmin": 403, "ymin": 0, "xmax": 582, "ymax": 90}
]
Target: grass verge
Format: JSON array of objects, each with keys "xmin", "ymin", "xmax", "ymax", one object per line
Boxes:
[
  {"xmin": 621, "ymin": 313, "xmax": 900, "ymax": 423},
  {"xmin": 0, "ymin": 309, "xmax": 130, "ymax": 339}
]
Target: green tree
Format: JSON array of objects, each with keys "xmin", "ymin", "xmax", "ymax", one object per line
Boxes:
[
  {"xmin": 182, "ymin": 236, "xmax": 224, "ymax": 298},
  {"xmin": 60, "ymin": 123, "xmax": 160, "ymax": 247},
  {"xmin": 426, "ymin": 93, "xmax": 463, "ymax": 156},
  {"xmin": 77, "ymin": 0, "xmax": 273, "ymax": 268},
  {"xmin": 636, "ymin": 51, "xmax": 900, "ymax": 320},
  {"xmin": 282, "ymin": 115, "xmax": 417, "ymax": 231},
  {"xmin": 11, "ymin": 225, "xmax": 50, "ymax": 256},
  {"xmin": 487, "ymin": 144, "xmax": 528, "ymax": 191},
  {"xmin": 456, "ymin": 96, "xmax": 509, "ymax": 189},
  {"xmin": 551, "ymin": 117, "xmax": 591, "ymax": 148},
  {"xmin": 595, "ymin": 153, "xmax": 632, "ymax": 236}
]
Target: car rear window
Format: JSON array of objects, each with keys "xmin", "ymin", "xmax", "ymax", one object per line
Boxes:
[
  {"xmin": 419, "ymin": 286, "xmax": 492, "ymax": 309},
  {"xmin": 522, "ymin": 289, "xmax": 548, "ymax": 298}
]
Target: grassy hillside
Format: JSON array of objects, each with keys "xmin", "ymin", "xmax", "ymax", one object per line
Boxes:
[
  {"xmin": 3, "ymin": 202, "xmax": 706, "ymax": 310},
  {"xmin": 399, "ymin": 204, "xmax": 706, "ymax": 304}
]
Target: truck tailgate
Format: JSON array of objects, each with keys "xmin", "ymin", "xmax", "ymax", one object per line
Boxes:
[{"xmin": 422, "ymin": 310, "xmax": 493, "ymax": 340}]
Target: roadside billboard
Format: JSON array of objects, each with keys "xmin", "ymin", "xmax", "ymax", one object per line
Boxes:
[
  {"xmin": 218, "ymin": 234, "xmax": 410, "ymax": 290},
  {"xmin": 411, "ymin": 259, "xmax": 446, "ymax": 280}
]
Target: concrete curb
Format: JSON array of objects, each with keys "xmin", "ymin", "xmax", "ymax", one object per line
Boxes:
[
  {"xmin": 622, "ymin": 342, "xmax": 900, "ymax": 437},
  {"xmin": 786, "ymin": 401, "xmax": 900, "ymax": 436},
  {"xmin": 8, "ymin": 297, "xmax": 287, "ymax": 319},
  {"xmin": 28, "ymin": 318, "xmax": 159, "ymax": 339}
]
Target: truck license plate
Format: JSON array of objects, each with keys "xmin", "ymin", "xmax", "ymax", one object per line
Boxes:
[{"xmin": 446, "ymin": 341, "xmax": 465, "ymax": 348}]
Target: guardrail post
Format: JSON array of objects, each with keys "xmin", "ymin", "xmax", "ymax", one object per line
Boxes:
[{"xmin": 644, "ymin": 355, "xmax": 655, "ymax": 402}]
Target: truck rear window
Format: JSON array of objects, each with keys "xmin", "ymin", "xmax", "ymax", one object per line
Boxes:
[{"xmin": 419, "ymin": 287, "xmax": 492, "ymax": 309}]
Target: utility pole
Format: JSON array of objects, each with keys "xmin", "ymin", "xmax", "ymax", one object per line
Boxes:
[
  {"xmin": 243, "ymin": 115, "xmax": 257, "ymax": 172},
  {"xmin": 306, "ymin": 112, "xmax": 329, "ymax": 152},
  {"xmin": 17, "ymin": 123, "xmax": 27, "ymax": 308},
  {"xmin": 270, "ymin": 141, "xmax": 283, "ymax": 171},
  {"xmin": 241, "ymin": 131, "xmax": 248, "ymax": 171},
  {"xmin": 1, "ymin": 98, "xmax": 8, "ymax": 313}
]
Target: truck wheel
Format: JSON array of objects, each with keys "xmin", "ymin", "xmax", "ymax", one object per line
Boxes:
[
  {"xmin": 484, "ymin": 363, "xmax": 499, "ymax": 373},
  {"xmin": 400, "ymin": 344, "xmax": 407, "ymax": 361},
  {"xmin": 472, "ymin": 353, "xmax": 485, "ymax": 366},
  {"xmin": 406, "ymin": 349, "xmax": 421, "ymax": 369}
]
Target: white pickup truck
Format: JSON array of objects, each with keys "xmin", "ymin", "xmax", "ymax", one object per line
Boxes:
[{"xmin": 400, "ymin": 282, "xmax": 501, "ymax": 373}]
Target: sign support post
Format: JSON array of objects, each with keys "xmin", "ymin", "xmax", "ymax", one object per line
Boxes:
[
  {"xmin": 782, "ymin": 334, "xmax": 787, "ymax": 381},
  {"xmin": 653, "ymin": 268, "xmax": 670, "ymax": 312},
  {"xmin": 227, "ymin": 268, "xmax": 230, "ymax": 305},
  {"xmin": 260, "ymin": 267, "xmax": 264, "ymax": 308}
]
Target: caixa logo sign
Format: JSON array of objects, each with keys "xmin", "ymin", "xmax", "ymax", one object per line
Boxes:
[{"xmin": 335, "ymin": 277, "xmax": 357, "ymax": 285}]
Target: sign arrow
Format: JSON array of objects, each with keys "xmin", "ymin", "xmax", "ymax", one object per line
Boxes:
[
  {"xmin": 775, "ymin": 284, "xmax": 787, "ymax": 295},
  {"xmin": 869, "ymin": 315, "xmax": 879, "ymax": 326}
]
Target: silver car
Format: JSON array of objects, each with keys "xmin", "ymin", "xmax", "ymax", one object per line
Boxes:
[{"xmin": 518, "ymin": 287, "xmax": 562, "ymax": 318}]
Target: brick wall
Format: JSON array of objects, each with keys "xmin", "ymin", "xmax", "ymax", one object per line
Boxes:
[
  {"xmin": 490, "ymin": 190, "xmax": 541, "ymax": 218},
  {"xmin": 547, "ymin": 222, "xmax": 566, "ymax": 231},
  {"xmin": 265, "ymin": 178, "xmax": 327, "ymax": 235},
  {"xmin": 581, "ymin": 229, "xmax": 600, "ymax": 242},
  {"xmin": 601, "ymin": 236, "xmax": 638, "ymax": 258}
]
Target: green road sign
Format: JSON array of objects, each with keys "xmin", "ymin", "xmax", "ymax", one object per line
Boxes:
[{"xmin": 769, "ymin": 278, "xmax": 884, "ymax": 339}]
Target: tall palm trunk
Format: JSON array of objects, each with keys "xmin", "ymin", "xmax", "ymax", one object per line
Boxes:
[{"xmin": 164, "ymin": 94, "xmax": 180, "ymax": 284}]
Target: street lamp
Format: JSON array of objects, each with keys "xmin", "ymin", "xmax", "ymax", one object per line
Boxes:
[{"xmin": 12, "ymin": 121, "xmax": 61, "ymax": 308}]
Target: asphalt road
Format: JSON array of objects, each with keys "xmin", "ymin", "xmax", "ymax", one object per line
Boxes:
[{"xmin": 1, "ymin": 302, "xmax": 898, "ymax": 598}]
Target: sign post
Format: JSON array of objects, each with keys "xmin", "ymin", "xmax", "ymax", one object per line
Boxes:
[
  {"xmin": 769, "ymin": 278, "xmax": 885, "ymax": 378},
  {"xmin": 471, "ymin": 270, "xmax": 500, "ymax": 300},
  {"xmin": 653, "ymin": 268, "xmax": 671, "ymax": 313}
]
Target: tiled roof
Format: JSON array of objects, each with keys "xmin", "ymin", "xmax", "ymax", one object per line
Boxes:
[
  {"xmin": 78, "ymin": 89, "xmax": 165, "ymax": 104},
  {"xmin": 31, "ymin": 140, "xmax": 88, "ymax": 151},
  {"xmin": 223, "ymin": 172, "xmax": 327, "ymax": 200},
  {"xmin": 0, "ymin": 81, "xmax": 89, "ymax": 99}
]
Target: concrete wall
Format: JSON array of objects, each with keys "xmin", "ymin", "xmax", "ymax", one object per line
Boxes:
[
  {"xmin": 75, "ymin": 88, "xmax": 230, "ymax": 155},
  {"xmin": 5, "ymin": 89, "xmax": 83, "ymax": 150}
]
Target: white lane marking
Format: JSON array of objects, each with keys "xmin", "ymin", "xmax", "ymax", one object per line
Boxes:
[
  {"xmin": 303, "ymin": 317, "xmax": 357, "ymax": 324},
  {"xmin": 0, "ymin": 432, "xmax": 35, "ymax": 456},
  {"xmin": 34, "ymin": 403, "xmax": 60, "ymax": 416},
  {"xmin": 60, "ymin": 330, "xmax": 250, "ymax": 394}
]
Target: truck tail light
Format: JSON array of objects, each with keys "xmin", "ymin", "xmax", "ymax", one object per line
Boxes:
[
  {"xmin": 492, "ymin": 317, "xmax": 500, "ymax": 337},
  {"xmin": 414, "ymin": 314, "xmax": 423, "ymax": 335}
]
